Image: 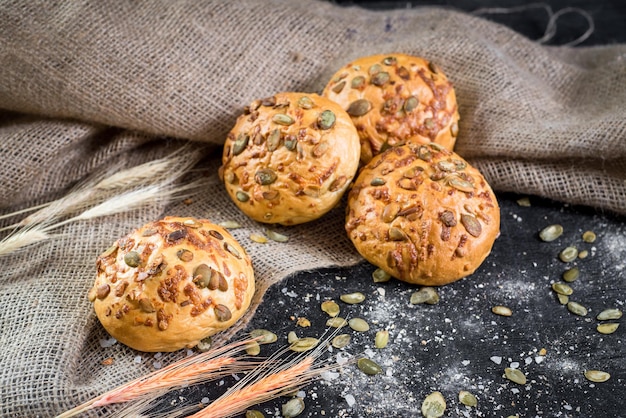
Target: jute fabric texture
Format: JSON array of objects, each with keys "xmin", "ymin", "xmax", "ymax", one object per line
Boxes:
[{"xmin": 0, "ymin": 0, "xmax": 624, "ymax": 415}]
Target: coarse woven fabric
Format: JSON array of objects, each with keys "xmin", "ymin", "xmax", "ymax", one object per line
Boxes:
[{"xmin": 0, "ymin": 0, "xmax": 624, "ymax": 416}]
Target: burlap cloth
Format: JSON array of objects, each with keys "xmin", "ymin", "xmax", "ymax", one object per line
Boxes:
[{"xmin": 0, "ymin": 1, "xmax": 624, "ymax": 416}]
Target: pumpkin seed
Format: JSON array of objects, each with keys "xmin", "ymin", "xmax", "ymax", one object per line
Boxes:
[
  {"xmin": 266, "ymin": 129, "xmax": 281, "ymax": 151},
  {"xmin": 249, "ymin": 233, "xmax": 268, "ymax": 244},
  {"xmin": 312, "ymin": 141, "xmax": 329, "ymax": 157},
  {"xmin": 492, "ymin": 305, "xmax": 513, "ymax": 317},
  {"xmin": 584, "ymin": 370, "xmax": 610, "ymax": 383},
  {"xmin": 460, "ymin": 214, "xmax": 482, "ymax": 237},
  {"xmin": 232, "ymin": 133, "xmax": 250, "ymax": 156},
  {"xmin": 357, "ymin": 357, "xmax": 382, "ymax": 375},
  {"xmin": 321, "ymin": 300, "xmax": 340, "ymax": 317},
  {"xmin": 245, "ymin": 410, "xmax": 265, "ymax": 418},
  {"xmin": 235, "ymin": 191, "xmax": 250, "ymax": 202},
  {"xmin": 351, "ymin": 75, "xmax": 365, "ymax": 89},
  {"xmin": 450, "ymin": 122, "xmax": 459, "ymax": 137},
  {"xmin": 193, "ymin": 264, "xmax": 213, "ymax": 288},
  {"xmin": 410, "ymin": 287, "xmax": 440, "ymax": 305},
  {"xmin": 138, "ymin": 297, "xmax": 155, "ymax": 313},
  {"xmin": 375, "ymin": 330, "xmax": 389, "ymax": 349},
  {"xmin": 578, "ymin": 250, "xmax": 589, "ymax": 259},
  {"xmin": 176, "ymin": 249, "xmax": 194, "ymax": 262},
  {"xmin": 421, "ymin": 391, "xmax": 446, "ymax": 418},
  {"xmin": 539, "ymin": 224, "xmax": 563, "ymax": 242},
  {"xmin": 516, "ymin": 197, "xmax": 531, "ymax": 207},
  {"xmin": 317, "ymin": 110, "xmax": 336, "ymax": 130},
  {"xmin": 264, "ymin": 228, "xmax": 289, "ymax": 242},
  {"xmin": 282, "ymin": 398, "xmax": 305, "ymax": 418},
  {"xmin": 219, "ymin": 220, "xmax": 241, "ymax": 229},
  {"xmin": 372, "ymin": 268, "xmax": 391, "ymax": 283},
  {"xmin": 326, "ymin": 317, "xmax": 347, "ymax": 328},
  {"xmin": 368, "ymin": 63, "xmax": 382, "ymax": 75},
  {"xmin": 596, "ymin": 308, "xmax": 622, "ymax": 321},
  {"xmin": 557, "ymin": 293, "xmax": 569, "ymax": 305},
  {"xmin": 124, "ymin": 251, "xmax": 141, "ymax": 267},
  {"xmin": 340, "ymin": 292, "xmax": 366, "ymax": 304},
  {"xmin": 448, "ymin": 177, "xmax": 474, "ymax": 193},
  {"xmin": 245, "ymin": 341, "xmax": 261, "ymax": 356},
  {"xmin": 504, "ymin": 368, "xmax": 527, "ymax": 385},
  {"xmin": 559, "ymin": 246, "xmax": 578, "ymax": 262},
  {"xmin": 196, "ymin": 336, "xmax": 212, "ymax": 352},
  {"xmin": 383, "ymin": 56, "xmax": 397, "ymax": 65},
  {"xmin": 331, "ymin": 81, "xmax": 346, "ymax": 94},
  {"xmin": 272, "ymin": 113, "xmax": 294, "ymax": 126},
  {"xmin": 371, "ymin": 71, "xmax": 390, "ymax": 86},
  {"xmin": 428, "ymin": 61, "xmax": 439, "ymax": 74},
  {"xmin": 254, "ymin": 168, "xmax": 277, "ymax": 185},
  {"xmin": 552, "ymin": 282, "xmax": 573, "ymax": 296},
  {"xmin": 331, "ymin": 333, "xmax": 351, "ymax": 349},
  {"xmin": 349, "ymin": 317, "xmax": 370, "ymax": 332},
  {"xmin": 289, "ymin": 337, "xmax": 319, "ymax": 352},
  {"xmin": 346, "ymin": 99, "xmax": 372, "ymax": 116},
  {"xmin": 214, "ymin": 304, "xmax": 232, "ymax": 322},
  {"xmin": 458, "ymin": 390, "xmax": 477, "ymax": 407},
  {"xmin": 562, "ymin": 267, "xmax": 580, "ymax": 282},
  {"xmin": 382, "ymin": 203, "xmax": 400, "ymax": 223},
  {"xmin": 597, "ymin": 323, "xmax": 619, "ymax": 334},
  {"xmin": 388, "ymin": 226, "xmax": 408, "ymax": 241},
  {"xmin": 224, "ymin": 242, "xmax": 241, "ymax": 258},
  {"xmin": 417, "ymin": 145, "xmax": 432, "ymax": 161},
  {"xmin": 287, "ymin": 331, "xmax": 299, "ymax": 344},
  {"xmin": 250, "ymin": 329, "xmax": 277, "ymax": 344},
  {"xmin": 95, "ymin": 284, "xmax": 110, "ymax": 300},
  {"xmin": 370, "ymin": 177, "xmax": 386, "ymax": 186},
  {"xmin": 582, "ymin": 230, "xmax": 597, "ymax": 243},
  {"xmin": 297, "ymin": 96, "xmax": 314, "ymax": 109},
  {"xmin": 567, "ymin": 301, "xmax": 588, "ymax": 316},
  {"xmin": 404, "ymin": 96, "xmax": 419, "ymax": 112}
]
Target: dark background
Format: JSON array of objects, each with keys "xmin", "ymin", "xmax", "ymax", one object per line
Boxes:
[{"xmin": 159, "ymin": 1, "xmax": 626, "ymax": 417}]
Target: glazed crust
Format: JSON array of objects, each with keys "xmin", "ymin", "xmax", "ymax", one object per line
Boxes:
[
  {"xmin": 220, "ymin": 92, "xmax": 360, "ymax": 225},
  {"xmin": 89, "ymin": 217, "xmax": 255, "ymax": 352},
  {"xmin": 322, "ymin": 53, "xmax": 459, "ymax": 165},
  {"xmin": 345, "ymin": 143, "xmax": 500, "ymax": 286}
]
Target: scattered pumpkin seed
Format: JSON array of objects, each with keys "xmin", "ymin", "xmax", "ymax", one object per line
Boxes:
[
  {"xmin": 245, "ymin": 340, "xmax": 261, "ymax": 356},
  {"xmin": 410, "ymin": 287, "xmax": 440, "ymax": 305},
  {"xmin": 596, "ymin": 308, "xmax": 622, "ymax": 321},
  {"xmin": 584, "ymin": 370, "xmax": 610, "ymax": 383},
  {"xmin": 331, "ymin": 333, "xmax": 351, "ymax": 349},
  {"xmin": 539, "ymin": 224, "xmax": 563, "ymax": 242},
  {"xmin": 287, "ymin": 331, "xmax": 299, "ymax": 344},
  {"xmin": 264, "ymin": 228, "xmax": 289, "ymax": 243},
  {"xmin": 372, "ymin": 268, "xmax": 391, "ymax": 283},
  {"xmin": 375, "ymin": 330, "xmax": 389, "ymax": 349},
  {"xmin": 552, "ymin": 282, "xmax": 573, "ymax": 296},
  {"xmin": 557, "ymin": 293, "xmax": 569, "ymax": 305},
  {"xmin": 218, "ymin": 220, "xmax": 241, "ymax": 229},
  {"xmin": 321, "ymin": 300, "xmax": 340, "ymax": 317},
  {"xmin": 249, "ymin": 233, "xmax": 268, "ymax": 244},
  {"xmin": 245, "ymin": 410, "xmax": 265, "ymax": 418},
  {"xmin": 567, "ymin": 301, "xmax": 588, "ymax": 316},
  {"xmin": 196, "ymin": 336, "xmax": 212, "ymax": 352},
  {"xmin": 582, "ymin": 230, "xmax": 597, "ymax": 243},
  {"xmin": 458, "ymin": 390, "xmax": 477, "ymax": 407},
  {"xmin": 289, "ymin": 337, "xmax": 319, "ymax": 352},
  {"xmin": 516, "ymin": 197, "xmax": 531, "ymax": 207},
  {"xmin": 504, "ymin": 368, "xmax": 527, "ymax": 385},
  {"xmin": 357, "ymin": 357, "xmax": 383, "ymax": 375},
  {"xmin": 421, "ymin": 391, "xmax": 446, "ymax": 418},
  {"xmin": 492, "ymin": 305, "xmax": 513, "ymax": 317},
  {"xmin": 272, "ymin": 113, "xmax": 294, "ymax": 126},
  {"xmin": 562, "ymin": 267, "xmax": 580, "ymax": 282},
  {"xmin": 348, "ymin": 317, "xmax": 370, "ymax": 332},
  {"xmin": 597, "ymin": 323, "xmax": 619, "ymax": 334},
  {"xmin": 296, "ymin": 317, "xmax": 311, "ymax": 327},
  {"xmin": 340, "ymin": 292, "xmax": 366, "ymax": 304},
  {"xmin": 326, "ymin": 317, "xmax": 348, "ymax": 328},
  {"xmin": 578, "ymin": 250, "xmax": 589, "ymax": 259},
  {"xmin": 250, "ymin": 329, "xmax": 277, "ymax": 344},
  {"xmin": 346, "ymin": 99, "xmax": 372, "ymax": 116},
  {"xmin": 124, "ymin": 251, "xmax": 141, "ymax": 267},
  {"xmin": 559, "ymin": 246, "xmax": 578, "ymax": 262},
  {"xmin": 282, "ymin": 397, "xmax": 305, "ymax": 418}
]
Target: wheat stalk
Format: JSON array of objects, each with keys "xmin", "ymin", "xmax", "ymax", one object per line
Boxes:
[
  {"xmin": 56, "ymin": 338, "xmax": 258, "ymax": 418},
  {"xmin": 0, "ymin": 227, "xmax": 54, "ymax": 257}
]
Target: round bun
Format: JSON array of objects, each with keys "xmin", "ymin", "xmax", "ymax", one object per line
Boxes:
[
  {"xmin": 220, "ymin": 92, "xmax": 360, "ymax": 225},
  {"xmin": 345, "ymin": 143, "xmax": 499, "ymax": 286},
  {"xmin": 89, "ymin": 216, "xmax": 255, "ymax": 352},
  {"xmin": 322, "ymin": 53, "xmax": 459, "ymax": 165}
]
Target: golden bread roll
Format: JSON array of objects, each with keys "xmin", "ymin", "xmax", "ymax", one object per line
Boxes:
[
  {"xmin": 220, "ymin": 92, "xmax": 360, "ymax": 225},
  {"xmin": 345, "ymin": 143, "xmax": 499, "ymax": 286},
  {"xmin": 322, "ymin": 53, "xmax": 459, "ymax": 165},
  {"xmin": 89, "ymin": 216, "xmax": 255, "ymax": 352}
]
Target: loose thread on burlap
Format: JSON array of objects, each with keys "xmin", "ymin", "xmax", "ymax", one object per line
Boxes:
[{"xmin": 471, "ymin": 2, "xmax": 595, "ymax": 46}]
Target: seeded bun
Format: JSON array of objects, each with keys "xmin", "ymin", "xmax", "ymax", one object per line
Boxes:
[
  {"xmin": 89, "ymin": 216, "xmax": 255, "ymax": 352},
  {"xmin": 220, "ymin": 92, "xmax": 361, "ymax": 225},
  {"xmin": 345, "ymin": 143, "xmax": 500, "ymax": 286},
  {"xmin": 322, "ymin": 53, "xmax": 459, "ymax": 165}
]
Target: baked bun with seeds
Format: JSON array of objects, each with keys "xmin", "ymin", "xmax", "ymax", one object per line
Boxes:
[
  {"xmin": 89, "ymin": 216, "xmax": 255, "ymax": 352},
  {"xmin": 220, "ymin": 92, "xmax": 360, "ymax": 225},
  {"xmin": 345, "ymin": 143, "xmax": 499, "ymax": 286},
  {"xmin": 322, "ymin": 53, "xmax": 459, "ymax": 165}
]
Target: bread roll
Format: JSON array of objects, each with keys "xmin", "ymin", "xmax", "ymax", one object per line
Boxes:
[
  {"xmin": 322, "ymin": 53, "xmax": 459, "ymax": 165},
  {"xmin": 89, "ymin": 216, "xmax": 255, "ymax": 352},
  {"xmin": 345, "ymin": 143, "xmax": 499, "ymax": 286},
  {"xmin": 220, "ymin": 92, "xmax": 360, "ymax": 225}
]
